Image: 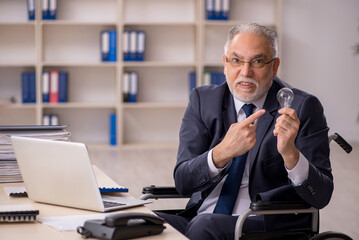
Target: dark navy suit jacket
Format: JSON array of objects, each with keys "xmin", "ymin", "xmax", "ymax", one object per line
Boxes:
[{"xmin": 175, "ymin": 78, "xmax": 333, "ymax": 230}]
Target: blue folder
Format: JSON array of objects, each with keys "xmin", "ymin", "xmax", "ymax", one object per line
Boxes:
[
  {"xmin": 100, "ymin": 31, "xmax": 109, "ymax": 62},
  {"xmin": 58, "ymin": 72, "xmax": 68, "ymax": 103},
  {"xmin": 27, "ymin": 0, "xmax": 35, "ymax": 20},
  {"xmin": 109, "ymin": 113, "xmax": 117, "ymax": 146},
  {"xmin": 108, "ymin": 30, "xmax": 117, "ymax": 62}
]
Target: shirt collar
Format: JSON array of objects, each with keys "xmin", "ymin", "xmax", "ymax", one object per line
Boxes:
[{"xmin": 233, "ymin": 93, "xmax": 267, "ymax": 118}]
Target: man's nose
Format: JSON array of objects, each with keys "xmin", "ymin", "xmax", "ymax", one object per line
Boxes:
[{"xmin": 240, "ymin": 62, "xmax": 252, "ymax": 77}]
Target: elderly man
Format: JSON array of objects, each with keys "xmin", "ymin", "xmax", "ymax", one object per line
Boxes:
[{"xmin": 157, "ymin": 23, "xmax": 333, "ymax": 240}]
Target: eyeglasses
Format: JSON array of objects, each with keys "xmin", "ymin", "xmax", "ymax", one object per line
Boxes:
[{"xmin": 225, "ymin": 57, "xmax": 276, "ymax": 69}]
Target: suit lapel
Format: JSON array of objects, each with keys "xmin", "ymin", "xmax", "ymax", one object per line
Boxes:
[
  {"xmin": 220, "ymin": 86, "xmax": 237, "ymax": 175},
  {"xmin": 222, "ymin": 86, "xmax": 237, "ymax": 134}
]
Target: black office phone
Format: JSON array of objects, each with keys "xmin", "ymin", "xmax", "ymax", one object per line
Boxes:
[{"xmin": 77, "ymin": 212, "xmax": 165, "ymax": 240}]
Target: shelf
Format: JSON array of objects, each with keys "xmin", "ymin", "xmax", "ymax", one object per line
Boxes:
[
  {"xmin": 123, "ymin": 61, "xmax": 196, "ymax": 67},
  {"xmin": 0, "ymin": 0, "xmax": 281, "ymax": 148},
  {"xmin": 0, "ymin": 22, "xmax": 36, "ymax": 26},
  {"xmin": 42, "ymin": 61, "xmax": 117, "ymax": 67},
  {"xmin": 0, "ymin": 62, "xmax": 36, "ymax": 67},
  {"xmin": 124, "ymin": 22, "xmax": 196, "ymax": 27},
  {"xmin": 42, "ymin": 102, "xmax": 116, "ymax": 109},
  {"xmin": 40, "ymin": 20, "xmax": 117, "ymax": 26},
  {"xmin": 123, "ymin": 102, "xmax": 187, "ymax": 109},
  {"xmin": 0, "ymin": 103, "xmax": 37, "ymax": 109}
]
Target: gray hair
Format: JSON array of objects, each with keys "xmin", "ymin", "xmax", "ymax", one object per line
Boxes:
[{"xmin": 224, "ymin": 23, "xmax": 278, "ymax": 58}]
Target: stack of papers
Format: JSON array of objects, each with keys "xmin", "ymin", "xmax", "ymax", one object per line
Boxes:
[{"xmin": 0, "ymin": 125, "xmax": 71, "ymax": 183}]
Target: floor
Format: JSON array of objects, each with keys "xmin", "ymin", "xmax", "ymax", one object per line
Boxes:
[{"xmin": 89, "ymin": 141, "xmax": 359, "ymax": 239}]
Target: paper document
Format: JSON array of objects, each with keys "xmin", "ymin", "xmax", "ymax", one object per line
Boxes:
[{"xmin": 38, "ymin": 213, "xmax": 112, "ymax": 231}]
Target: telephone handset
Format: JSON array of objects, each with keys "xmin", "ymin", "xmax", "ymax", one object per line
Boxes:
[{"xmin": 77, "ymin": 212, "xmax": 166, "ymax": 240}]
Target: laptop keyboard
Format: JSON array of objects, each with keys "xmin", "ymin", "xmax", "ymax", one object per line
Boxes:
[{"xmin": 103, "ymin": 201, "xmax": 126, "ymax": 208}]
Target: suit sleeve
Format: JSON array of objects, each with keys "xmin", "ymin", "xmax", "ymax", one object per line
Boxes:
[
  {"xmin": 293, "ymin": 94, "xmax": 333, "ymax": 209},
  {"xmin": 174, "ymin": 89, "xmax": 221, "ymax": 196}
]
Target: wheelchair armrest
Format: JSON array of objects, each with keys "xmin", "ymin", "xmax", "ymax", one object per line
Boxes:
[
  {"xmin": 234, "ymin": 201, "xmax": 318, "ymax": 240},
  {"xmin": 250, "ymin": 201, "xmax": 311, "ymax": 211},
  {"xmin": 140, "ymin": 185, "xmax": 189, "ymax": 200}
]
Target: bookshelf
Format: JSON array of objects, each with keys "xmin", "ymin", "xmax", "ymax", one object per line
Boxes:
[{"xmin": 0, "ymin": 0, "xmax": 282, "ymax": 149}]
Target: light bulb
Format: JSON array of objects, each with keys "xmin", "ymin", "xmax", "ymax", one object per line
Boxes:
[{"xmin": 277, "ymin": 87, "xmax": 294, "ymax": 108}]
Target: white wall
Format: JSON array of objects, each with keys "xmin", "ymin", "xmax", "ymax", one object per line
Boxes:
[{"xmin": 280, "ymin": 0, "xmax": 359, "ymax": 142}]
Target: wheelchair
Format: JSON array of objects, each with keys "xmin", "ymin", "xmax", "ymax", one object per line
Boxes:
[{"xmin": 140, "ymin": 133, "xmax": 353, "ymax": 240}]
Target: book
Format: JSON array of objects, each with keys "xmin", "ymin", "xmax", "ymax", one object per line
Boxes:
[
  {"xmin": 42, "ymin": 0, "xmax": 49, "ymax": 20},
  {"xmin": 109, "ymin": 113, "xmax": 116, "ymax": 146},
  {"xmin": 28, "ymin": 72, "xmax": 36, "ymax": 103},
  {"xmin": 0, "ymin": 125, "xmax": 67, "ymax": 131},
  {"xmin": 123, "ymin": 30, "xmax": 146, "ymax": 61},
  {"xmin": 108, "ymin": 30, "xmax": 117, "ymax": 62},
  {"xmin": 129, "ymin": 31, "xmax": 137, "ymax": 61},
  {"xmin": 27, "ymin": 0, "xmax": 35, "ymax": 21},
  {"xmin": 136, "ymin": 31, "xmax": 146, "ymax": 61},
  {"xmin": 48, "ymin": 0, "xmax": 57, "ymax": 20},
  {"xmin": 5, "ymin": 185, "xmax": 128, "ymax": 196},
  {"xmin": 0, "ymin": 160, "xmax": 22, "ymax": 183},
  {"xmin": 58, "ymin": 72, "xmax": 68, "ymax": 103},
  {"xmin": 0, "ymin": 205, "xmax": 39, "ymax": 222},
  {"xmin": 123, "ymin": 72, "xmax": 130, "ymax": 102},
  {"xmin": 123, "ymin": 30, "xmax": 130, "ymax": 61},
  {"xmin": 42, "ymin": 114, "xmax": 50, "ymax": 125},
  {"xmin": 123, "ymin": 71, "xmax": 138, "ymax": 103},
  {"xmin": 99, "ymin": 187, "xmax": 128, "ymax": 193},
  {"xmin": 202, "ymin": 71, "xmax": 225, "ymax": 85},
  {"xmin": 21, "ymin": 72, "xmax": 36, "ymax": 104},
  {"xmin": 42, "ymin": 0, "xmax": 57, "ymax": 20},
  {"xmin": 221, "ymin": 0, "xmax": 230, "ymax": 20},
  {"xmin": 189, "ymin": 71, "xmax": 196, "ymax": 94},
  {"xmin": 0, "ymin": 125, "xmax": 71, "ymax": 183},
  {"xmin": 214, "ymin": 0, "xmax": 221, "ymax": 20},
  {"xmin": 49, "ymin": 71, "xmax": 59, "ymax": 103},
  {"xmin": 43, "ymin": 70, "xmax": 68, "ymax": 103},
  {"xmin": 21, "ymin": 72, "xmax": 29, "ymax": 103},
  {"xmin": 42, "ymin": 114, "xmax": 60, "ymax": 126},
  {"xmin": 42, "ymin": 71, "xmax": 50, "ymax": 103},
  {"xmin": 129, "ymin": 72, "xmax": 138, "ymax": 103},
  {"xmin": 100, "ymin": 31, "xmax": 110, "ymax": 61},
  {"xmin": 206, "ymin": 0, "xmax": 230, "ymax": 20},
  {"xmin": 100, "ymin": 30, "xmax": 117, "ymax": 62},
  {"xmin": 202, "ymin": 71, "xmax": 211, "ymax": 85},
  {"xmin": 210, "ymin": 72, "xmax": 225, "ymax": 85},
  {"xmin": 50, "ymin": 114, "xmax": 59, "ymax": 125},
  {"xmin": 206, "ymin": 0, "xmax": 214, "ymax": 20}
]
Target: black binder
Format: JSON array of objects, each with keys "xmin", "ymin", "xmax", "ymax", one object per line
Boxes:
[{"xmin": 0, "ymin": 209, "xmax": 39, "ymax": 222}]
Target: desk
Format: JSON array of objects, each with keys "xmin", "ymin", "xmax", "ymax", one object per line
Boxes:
[{"xmin": 0, "ymin": 167, "xmax": 187, "ymax": 240}]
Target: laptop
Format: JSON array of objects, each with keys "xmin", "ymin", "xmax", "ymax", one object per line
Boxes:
[{"xmin": 11, "ymin": 136, "xmax": 149, "ymax": 212}]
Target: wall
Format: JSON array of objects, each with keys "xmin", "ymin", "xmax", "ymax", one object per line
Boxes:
[{"xmin": 280, "ymin": 0, "xmax": 359, "ymax": 142}]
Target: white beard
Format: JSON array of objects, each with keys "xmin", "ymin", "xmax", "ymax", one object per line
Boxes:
[{"xmin": 227, "ymin": 68, "xmax": 273, "ymax": 103}]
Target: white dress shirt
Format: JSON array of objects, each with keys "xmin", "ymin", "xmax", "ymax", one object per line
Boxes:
[{"xmin": 197, "ymin": 95, "xmax": 309, "ymax": 216}]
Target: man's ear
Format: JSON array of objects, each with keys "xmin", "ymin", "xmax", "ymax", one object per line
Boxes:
[
  {"xmin": 223, "ymin": 55, "xmax": 227, "ymax": 75},
  {"xmin": 273, "ymin": 58, "xmax": 280, "ymax": 77}
]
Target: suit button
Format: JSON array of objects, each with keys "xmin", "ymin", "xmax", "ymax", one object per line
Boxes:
[{"xmin": 307, "ymin": 184, "xmax": 315, "ymax": 195}]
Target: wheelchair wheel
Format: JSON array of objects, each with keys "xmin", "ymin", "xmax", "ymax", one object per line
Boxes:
[{"xmin": 309, "ymin": 231, "xmax": 353, "ymax": 240}]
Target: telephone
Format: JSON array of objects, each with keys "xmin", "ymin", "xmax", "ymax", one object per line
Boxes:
[{"xmin": 77, "ymin": 212, "xmax": 166, "ymax": 240}]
